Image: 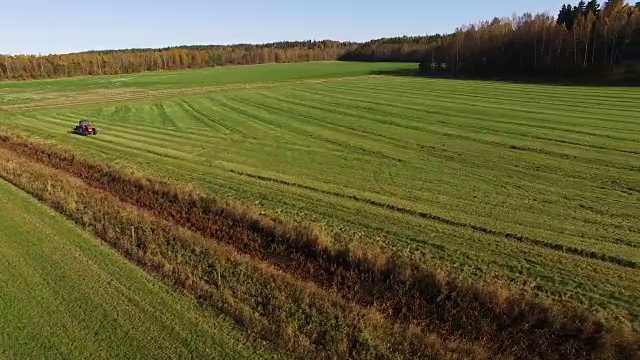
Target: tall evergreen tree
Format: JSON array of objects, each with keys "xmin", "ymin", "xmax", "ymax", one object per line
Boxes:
[
  {"xmin": 558, "ymin": 4, "xmax": 567, "ymax": 25},
  {"xmin": 576, "ymin": 0, "xmax": 587, "ymax": 17},
  {"xmin": 564, "ymin": 5, "xmax": 576, "ymax": 30},
  {"xmin": 586, "ymin": 0, "xmax": 602, "ymax": 17}
]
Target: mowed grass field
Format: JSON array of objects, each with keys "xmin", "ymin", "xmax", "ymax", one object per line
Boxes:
[
  {"xmin": 0, "ymin": 61, "xmax": 407, "ymax": 108},
  {"xmin": 0, "ymin": 179, "xmax": 284, "ymax": 359},
  {"xmin": 1, "ymin": 62, "xmax": 638, "ymax": 322}
]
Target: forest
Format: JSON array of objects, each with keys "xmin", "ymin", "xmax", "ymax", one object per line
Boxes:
[
  {"xmin": 0, "ymin": 41, "xmax": 357, "ymax": 80},
  {"xmin": 344, "ymin": 0, "xmax": 640, "ymax": 78},
  {"xmin": 1, "ymin": 0, "xmax": 639, "ymax": 80}
]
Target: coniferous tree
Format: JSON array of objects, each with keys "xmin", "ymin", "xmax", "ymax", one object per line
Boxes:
[
  {"xmin": 557, "ymin": 4, "xmax": 578, "ymax": 30},
  {"xmin": 586, "ymin": 0, "xmax": 602, "ymax": 16},
  {"xmin": 558, "ymin": 4, "xmax": 569, "ymax": 25},
  {"xmin": 576, "ymin": 0, "xmax": 587, "ymax": 16}
]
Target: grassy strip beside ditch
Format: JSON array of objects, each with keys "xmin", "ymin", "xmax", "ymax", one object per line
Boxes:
[
  {"xmin": 0, "ymin": 132, "xmax": 637, "ymax": 359},
  {"xmin": 0, "ymin": 147, "xmax": 485, "ymax": 360},
  {"xmin": 0, "ymin": 179, "xmax": 285, "ymax": 360}
]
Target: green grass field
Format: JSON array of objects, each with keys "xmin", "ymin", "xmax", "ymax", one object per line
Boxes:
[
  {"xmin": 1, "ymin": 61, "xmax": 638, "ymax": 322},
  {"xmin": 0, "ymin": 179, "xmax": 284, "ymax": 359},
  {"xmin": 0, "ymin": 61, "xmax": 409, "ymax": 107}
]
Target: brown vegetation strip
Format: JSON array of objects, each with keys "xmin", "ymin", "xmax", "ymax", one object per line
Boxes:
[
  {"xmin": 0, "ymin": 132, "xmax": 638, "ymax": 360},
  {"xmin": 0, "ymin": 148, "xmax": 486, "ymax": 360},
  {"xmin": 226, "ymin": 169, "xmax": 638, "ymax": 269}
]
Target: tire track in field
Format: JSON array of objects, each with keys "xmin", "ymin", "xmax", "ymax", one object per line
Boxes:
[
  {"xmin": 28, "ymin": 113, "xmax": 202, "ymax": 155},
  {"xmin": 7, "ymin": 77, "xmax": 636, "ymax": 266},
  {"xmin": 182, "ymin": 99, "xmax": 247, "ymax": 136},
  {"xmin": 285, "ymin": 89, "xmax": 640, "ymax": 171},
  {"xmin": 0, "ymin": 75, "xmax": 384, "ymax": 112},
  {"xmin": 40, "ymin": 108, "xmax": 637, "ymax": 251},
  {"xmin": 32, "ymin": 120, "xmax": 195, "ymax": 162},
  {"xmin": 259, "ymin": 88, "xmax": 639, "ymax": 172},
  {"xmin": 337, "ymin": 82, "xmax": 640, "ymax": 128},
  {"xmin": 227, "ymin": 94, "xmax": 407, "ymax": 164},
  {"xmin": 302, "ymin": 85, "xmax": 640, "ymax": 144},
  {"xmin": 173, "ymin": 100, "xmax": 222, "ymax": 132},
  {"xmin": 247, "ymin": 91, "xmax": 416, "ymax": 158},
  {"xmin": 306, "ymin": 84, "xmax": 640, "ymax": 146},
  {"xmin": 211, "ymin": 94, "xmax": 345, "ymax": 150},
  {"xmin": 15, "ymin": 112, "xmax": 229, "ymax": 162},
  {"xmin": 153, "ymin": 83, "xmax": 639, "ymax": 185},
  {"xmin": 352, "ymin": 79, "xmax": 640, "ymax": 118},
  {"xmin": 155, "ymin": 103, "xmax": 177, "ymax": 128},
  {"xmin": 204, "ymin": 95, "xmax": 296, "ymax": 142},
  {"xmin": 19, "ymin": 112, "xmax": 201, "ymax": 162},
  {"xmin": 226, "ymin": 168, "xmax": 638, "ymax": 269}
]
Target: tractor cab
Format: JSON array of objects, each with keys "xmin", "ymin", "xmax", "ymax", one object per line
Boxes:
[{"xmin": 79, "ymin": 119, "xmax": 92, "ymax": 130}]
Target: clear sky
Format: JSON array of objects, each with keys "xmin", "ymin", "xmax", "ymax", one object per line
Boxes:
[{"xmin": 1, "ymin": 0, "xmax": 566, "ymax": 55}]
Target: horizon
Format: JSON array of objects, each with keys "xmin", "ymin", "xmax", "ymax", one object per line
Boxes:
[{"xmin": 3, "ymin": 0, "xmax": 568, "ymax": 56}]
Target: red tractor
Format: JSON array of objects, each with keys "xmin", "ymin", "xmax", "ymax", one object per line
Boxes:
[{"xmin": 72, "ymin": 120, "xmax": 98, "ymax": 136}]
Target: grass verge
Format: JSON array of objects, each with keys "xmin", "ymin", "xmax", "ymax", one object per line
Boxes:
[
  {"xmin": 0, "ymin": 132, "xmax": 637, "ymax": 359},
  {"xmin": 0, "ymin": 179, "xmax": 285, "ymax": 360},
  {"xmin": 0, "ymin": 145, "xmax": 485, "ymax": 360}
]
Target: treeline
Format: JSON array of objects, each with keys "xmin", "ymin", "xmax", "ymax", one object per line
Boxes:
[
  {"xmin": 343, "ymin": 0, "xmax": 640, "ymax": 77},
  {"xmin": 0, "ymin": 41, "xmax": 356, "ymax": 80},
  {"xmin": 2, "ymin": 1, "xmax": 639, "ymax": 81},
  {"xmin": 339, "ymin": 35, "xmax": 447, "ymax": 63}
]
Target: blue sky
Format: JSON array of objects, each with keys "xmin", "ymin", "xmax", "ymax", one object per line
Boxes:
[{"xmin": 1, "ymin": 0, "xmax": 566, "ymax": 55}]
